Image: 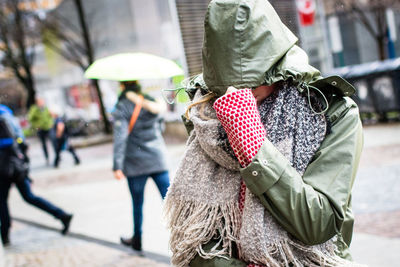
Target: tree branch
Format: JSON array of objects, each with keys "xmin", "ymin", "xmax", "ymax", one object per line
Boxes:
[
  {"xmin": 351, "ymin": 5, "xmax": 378, "ymax": 38},
  {"xmin": 42, "ymin": 37, "xmax": 86, "ymax": 69}
]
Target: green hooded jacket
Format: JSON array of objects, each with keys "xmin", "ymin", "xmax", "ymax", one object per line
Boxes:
[
  {"xmin": 185, "ymin": 0, "xmax": 363, "ymax": 266},
  {"xmin": 28, "ymin": 105, "xmax": 54, "ymax": 131}
]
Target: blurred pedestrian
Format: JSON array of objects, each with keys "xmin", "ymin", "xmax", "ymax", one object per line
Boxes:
[
  {"xmin": 52, "ymin": 113, "xmax": 80, "ymax": 168},
  {"xmin": 112, "ymin": 81, "xmax": 170, "ymax": 252},
  {"xmin": 28, "ymin": 97, "xmax": 54, "ymax": 165},
  {"xmin": 0, "ymin": 104, "xmax": 73, "ymax": 246},
  {"xmin": 165, "ymin": 1, "xmax": 364, "ymax": 266}
]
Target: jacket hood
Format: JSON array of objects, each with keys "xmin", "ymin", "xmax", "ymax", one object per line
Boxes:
[{"xmin": 202, "ymin": 0, "xmax": 321, "ymax": 96}]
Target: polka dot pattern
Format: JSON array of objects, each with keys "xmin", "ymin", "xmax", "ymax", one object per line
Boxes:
[{"xmin": 213, "ymin": 89, "xmax": 266, "ymax": 168}]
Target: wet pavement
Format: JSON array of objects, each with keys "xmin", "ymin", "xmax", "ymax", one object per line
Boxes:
[{"xmin": 2, "ymin": 123, "xmax": 400, "ymax": 266}]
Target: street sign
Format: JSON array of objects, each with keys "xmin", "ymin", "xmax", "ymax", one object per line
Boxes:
[{"xmin": 296, "ymin": 0, "xmax": 316, "ymax": 26}]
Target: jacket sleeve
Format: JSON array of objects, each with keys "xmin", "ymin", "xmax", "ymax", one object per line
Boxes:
[
  {"xmin": 112, "ymin": 102, "xmax": 130, "ymax": 171},
  {"xmin": 240, "ymin": 100, "xmax": 363, "ymax": 246},
  {"xmin": 27, "ymin": 106, "xmax": 36, "ymax": 125}
]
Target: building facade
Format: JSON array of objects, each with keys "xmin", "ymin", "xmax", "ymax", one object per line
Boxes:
[
  {"xmin": 3, "ymin": 0, "xmax": 400, "ymax": 119},
  {"xmin": 32, "ymin": 0, "xmax": 186, "ymax": 120}
]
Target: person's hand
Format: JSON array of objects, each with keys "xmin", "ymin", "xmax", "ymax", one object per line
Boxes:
[
  {"xmin": 126, "ymin": 91, "xmax": 142, "ymax": 104},
  {"xmin": 113, "ymin": 170, "xmax": 126, "ymax": 180},
  {"xmin": 213, "ymin": 88, "xmax": 266, "ymax": 167}
]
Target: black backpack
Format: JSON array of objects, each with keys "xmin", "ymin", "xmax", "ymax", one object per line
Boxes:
[
  {"xmin": 0, "ymin": 116, "xmax": 28, "ymax": 182},
  {"xmin": 0, "ymin": 115, "xmax": 13, "ymax": 140}
]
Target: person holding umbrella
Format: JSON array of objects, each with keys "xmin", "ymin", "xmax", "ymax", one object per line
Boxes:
[
  {"xmin": 112, "ymin": 81, "xmax": 170, "ymax": 253},
  {"xmin": 85, "ymin": 52, "xmax": 182, "ymax": 253}
]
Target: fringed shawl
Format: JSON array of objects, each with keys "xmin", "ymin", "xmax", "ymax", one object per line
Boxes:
[{"xmin": 165, "ymin": 84, "xmax": 363, "ymax": 267}]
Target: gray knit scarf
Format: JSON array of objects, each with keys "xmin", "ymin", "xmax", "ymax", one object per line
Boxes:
[{"xmin": 165, "ymin": 83, "xmax": 359, "ymax": 267}]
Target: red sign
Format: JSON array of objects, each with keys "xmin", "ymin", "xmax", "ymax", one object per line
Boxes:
[{"xmin": 296, "ymin": 0, "xmax": 316, "ymax": 26}]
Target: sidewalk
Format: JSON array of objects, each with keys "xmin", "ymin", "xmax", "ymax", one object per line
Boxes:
[
  {"xmin": 3, "ymin": 221, "xmax": 169, "ymax": 267},
  {"xmin": 4, "ymin": 123, "xmax": 400, "ymax": 266},
  {"xmin": 346, "ymin": 123, "xmax": 400, "ymax": 266},
  {"xmin": 4, "ymin": 137, "xmax": 183, "ymax": 266}
]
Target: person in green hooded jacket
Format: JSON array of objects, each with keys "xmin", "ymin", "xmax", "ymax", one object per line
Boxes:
[
  {"xmin": 165, "ymin": 0, "xmax": 364, "ymax": 266},
  {"xmin": 28, "ymin": 97, "xmax": 54, "ymax": 164}
]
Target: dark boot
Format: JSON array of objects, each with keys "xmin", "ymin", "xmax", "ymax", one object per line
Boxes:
[
  {"xmin": 120, "ymin": 235, "xmax": 142, "ymax": 252},
  {"xmin": 1, "ymin": 231, "xmax": 10, "ymax": 246},
  {"xmin": 60, "ymin": 213, "xmax": 73, "ymax": 235},
  {"xmin": 53, "ymin": 156, "xmax": 60, "ymax": 168},
  {"xmin": 132, "ymin": 235, "xmax": 142, "ymax": 252},
  {"xmin": 69, "ymin": 148, "xmax": 80, "ymax": 165},
  {"xmin": 74, "ymin": 156, "xmax": 80, "ymax": 165}
]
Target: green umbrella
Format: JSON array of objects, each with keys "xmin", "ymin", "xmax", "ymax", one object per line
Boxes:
[{"xmin": 84, "ymin": 52, "xmax": 184, "ymax": 81}]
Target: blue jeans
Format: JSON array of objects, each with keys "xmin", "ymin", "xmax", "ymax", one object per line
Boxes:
[
  {"xmin": 127, "ymin": 171, "xmax": 170, "ymax": 237},
  {"xmin": 0, "ymin": 177, "xmax": 66, "ymax": 240}
]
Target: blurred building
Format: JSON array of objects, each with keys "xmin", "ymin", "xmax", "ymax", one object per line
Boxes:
[
  {"xmin": 0, "ymin": 0, "xmax": 63, "ymax": 113},
  {"xmin": 31, "ymin": 0, "xmax": 187, "ymax": 121},
  {"xmin": 323, "ymin": 1, "xmax": 400, "ymax": 68},
  {"xmin": 2, "ymin": 0, "xmax": 400, "ymax": 122}
]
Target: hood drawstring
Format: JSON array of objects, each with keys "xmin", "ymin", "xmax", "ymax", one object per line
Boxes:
[{"xmin": 298, "ymin": 83, "xmax": 329, "ymax": 115}]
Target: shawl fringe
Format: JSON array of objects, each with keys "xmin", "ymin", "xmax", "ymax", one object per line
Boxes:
[
  {"xmin": 242, "ymin": 238, "xmax": 365, "ymax": 267},
  {"xmin": 165, "ymin": 195, "xmax": 241, "ymax": 267},
  {"xmin": 165, "ymin": 195, "xmax": 366, "ymax": 267}
]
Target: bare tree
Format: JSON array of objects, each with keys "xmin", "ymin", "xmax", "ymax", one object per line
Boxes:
[
  {"xmin": 0, "ymin": 0, "xmax": 38, "ymax": 108},
  {"xmin": 38, "ymin": 0, "xmax": 111, "ymax": 133},
  {"xmin": 328, "ymin": 0, "xmax": 400, "ymax": 60}
]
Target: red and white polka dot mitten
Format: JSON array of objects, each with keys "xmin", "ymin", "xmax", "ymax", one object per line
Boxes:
[{"xmin": 213, "ymin": 89, "xmax": 266, "ymax": 168}]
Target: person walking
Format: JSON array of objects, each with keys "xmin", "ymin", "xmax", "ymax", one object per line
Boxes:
[
  {"xmin": 165, "ymin": 1, "xmax": 365, "ymax": 266},
  {"xmin": 28, "ymin": 98, "xmax": 54, "ymax": 164},
  {"xmin": 0, "ymin": 104, "xmax": 73, "ymax": 246},
  {"xmin": 52, "ymin": 114, "xmax": 80, "ymax": 168},
  {"xmin": 112, "ymin": 81, "xmax": 170, "ymax": 252}
]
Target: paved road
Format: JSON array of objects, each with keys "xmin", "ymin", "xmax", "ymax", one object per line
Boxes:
[{"xmin": 3, "ymin": 123, "xmax": 400, "ymax": 266}]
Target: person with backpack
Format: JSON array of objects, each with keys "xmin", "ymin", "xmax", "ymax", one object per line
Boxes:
[{"xmin": 0, "ymin": 104, "xmax": 73, "ymax": 246}]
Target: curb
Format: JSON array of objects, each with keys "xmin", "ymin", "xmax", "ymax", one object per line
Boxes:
[{"xmin": 70, "ymin": 135, "xmax": 113, "ymax": 148}]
